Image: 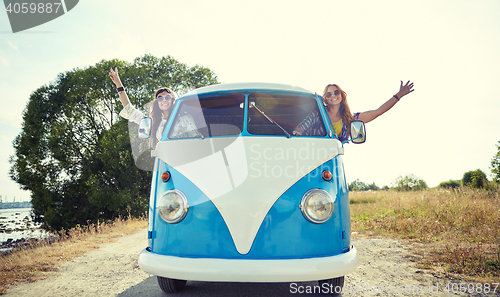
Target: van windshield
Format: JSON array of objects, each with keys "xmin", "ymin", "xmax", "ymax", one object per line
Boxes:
[
  {"xmin": 168, "ymin": 93, "xmax": 245, "ymax": 139},
  {"xmin": 247, "ymin": 93, "xmax": 326, "ymax": 137}
]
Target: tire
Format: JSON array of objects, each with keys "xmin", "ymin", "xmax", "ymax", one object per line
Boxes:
[
  {"xmin": 157, "ymin": 276, "xmax": 187, "ymax": 293},
  {"xmin": 318, "ymin": 276, "xmax": 344, "ymax": 295}
]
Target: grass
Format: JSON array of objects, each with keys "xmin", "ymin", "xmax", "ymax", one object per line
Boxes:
[
  {"xmin": 2, "ymin": 188, "xmax": 499, "ymax": 293},
  {"xmin": 350, "ymin": 187, "xmax": 500, "ymax": 283},
  {"xmin": 0, "ymin": 215, "xmax": 147, "ymax": 294}
]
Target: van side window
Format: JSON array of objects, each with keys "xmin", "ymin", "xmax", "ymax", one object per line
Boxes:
[
  {"xmin": 168, "ymin": 94, "xmax": 245, "ymax": 139},
  {"xmin": 247, "ymin": 93, "xmax": 326, "ymax": 137}
]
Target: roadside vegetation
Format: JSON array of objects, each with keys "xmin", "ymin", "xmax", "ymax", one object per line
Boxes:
[
  {"xmin": 0, "ymin": 215, "xmax": 147, "ymax": 294},
  {"xmin": 350, "ymin": 186, "xmax": 500, "ymax": 284}
]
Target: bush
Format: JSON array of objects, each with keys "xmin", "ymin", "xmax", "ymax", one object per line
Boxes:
[
  {"xmin": 438, "ymin": 180, "xmax": 461, "ymax": 189},
  {"xmin": 368, "ymin": 182, "xmax": 378, "ymax": 191},
  {"xmin": 462, "ymin": 169, "xmax": 487, "ymax": 189},
  {"xmin": 348, "ymin": 179, "xmax": 379, "ymax": 191},
  {"xmin": 392, "ymin": 174, "xmax": 428, "ymax": 191}
]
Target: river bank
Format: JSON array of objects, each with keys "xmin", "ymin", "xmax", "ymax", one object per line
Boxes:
[{"xmin": 0, "ymin": 208, "xmax": 47, "ymax": 254}]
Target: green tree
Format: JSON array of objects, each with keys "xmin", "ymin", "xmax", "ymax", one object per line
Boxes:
[
  {"xmin": 392, "ymin": 174, "xmax": 427, "ymax": 191},
  {"xmin": 9, "ymin": 54, "xmax": 219, "ymax": 230},
  {"xmin": 368, "ymin": 182, "xmax": 380, "ymax": 191},
  {"xmin": 349, "ymin": 179, "xmax": 367, "ymax": 191},
  {"xmin": 491, "ymin": 141, "xmax": 500, "ymax": 183},
  {"xmin": 438, "ymin": 180, "xmax": 461, "ymax": 189},
  {"xmin": 462, "ymin": 169, "xmax": 487, "ymax": 189}
]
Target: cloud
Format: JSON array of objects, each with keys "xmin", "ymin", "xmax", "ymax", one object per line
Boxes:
[
  {"xmin": 0, "ymin": 56, "xmax": 8, "ymax": 68},
  {"xmin": 7, "ymin": 39, "xmax": 19, "ymax": 51}
]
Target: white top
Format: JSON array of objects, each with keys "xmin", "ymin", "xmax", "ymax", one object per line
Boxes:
[{"xmin": 119, "ymin": 103, "xmax": 167, "ymax": 141}]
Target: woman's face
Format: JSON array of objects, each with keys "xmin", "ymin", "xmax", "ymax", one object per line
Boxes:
[
  {"xmin": 156, "ymin": 91, "xmax": 174, "ymax": 112},
  {"xmin": 324, "ymin": 85, "xmax": 342, "ymax": 107}
]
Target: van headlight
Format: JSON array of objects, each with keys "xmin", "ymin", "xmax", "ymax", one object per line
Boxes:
[
  {"xmin": 299, "ymin": 189, "xmax": 334, "ymax": 223},
  {"xmin": 158, "ymin": 190, "xmax": 189, "ymax": 224}
]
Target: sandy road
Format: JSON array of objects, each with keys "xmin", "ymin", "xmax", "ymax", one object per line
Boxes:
[{"xmin": 4, "ymin": 229, "xmax": 497, "ymax": 296}]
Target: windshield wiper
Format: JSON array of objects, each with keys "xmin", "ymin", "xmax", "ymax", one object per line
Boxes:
[{"xmin": 250, "ymin": 101, "xmax": 290, "ymax": 138}]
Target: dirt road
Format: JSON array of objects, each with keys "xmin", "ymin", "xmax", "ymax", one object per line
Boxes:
[{"xmin": 5, "ymin": 229, "xmax": 496, "ymax": 296}]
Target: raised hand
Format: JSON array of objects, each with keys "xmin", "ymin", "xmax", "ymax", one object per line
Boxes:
[
  {"xmin": 397, "ymin": 80, "xmax": 414, "ymax": 98},
  {"xmin": 108, "ymin": 67, "xmax": 123, "ymax": 87}
]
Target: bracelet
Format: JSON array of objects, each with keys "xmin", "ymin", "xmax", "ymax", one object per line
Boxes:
[
  {"xmin": 117, "ymin": 87, "xmax": 125, "ymax": 93},
  {"xmin": 393, "ymin": 94, "xmax": 399, "ymax": 100}
]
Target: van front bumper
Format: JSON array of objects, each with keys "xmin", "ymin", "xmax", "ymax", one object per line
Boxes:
[{"xmin": 138, "ymin": 246, "xmax": 358, "ymax": 282}]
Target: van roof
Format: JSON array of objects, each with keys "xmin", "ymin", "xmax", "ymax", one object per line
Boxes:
[{"xmin": 182, "ymin": 82, "xmax": 313, "ymax": 97}]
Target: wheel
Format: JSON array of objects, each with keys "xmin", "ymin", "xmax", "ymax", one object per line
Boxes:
[
  {"xmin": 318, "ymin": 276, "xmax": 344, "ymax": 295},
  {"xmin": 157, "ymin": 276, "xmax": 187, "ymax": 293}
]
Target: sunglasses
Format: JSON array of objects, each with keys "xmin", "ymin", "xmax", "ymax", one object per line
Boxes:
[
  {"xmin": 325, "ymin": 90, "xmax": 341, "ymax": 98},
  {"xmin": 156, "ymin": 95, "xmax": 174, "ymax": 102}
]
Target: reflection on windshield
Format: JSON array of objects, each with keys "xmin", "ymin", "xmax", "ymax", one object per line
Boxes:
[
  {"xmin": 247, "ymin": 93, "xmax": 326, "ymax": 136},
  {"xmin": 168, "ymin": 94, "xmax": 245, "ymax": 139}
]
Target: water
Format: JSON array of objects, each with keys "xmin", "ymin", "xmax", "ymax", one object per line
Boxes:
[{"xmin": 0, "ymin": 208, "xmax": 48, "ymax": 253}]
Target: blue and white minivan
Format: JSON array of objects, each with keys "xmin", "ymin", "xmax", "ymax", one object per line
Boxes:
[{"xmin": 135, "ymin": 83, "xmax": 365, "ymax": 293}]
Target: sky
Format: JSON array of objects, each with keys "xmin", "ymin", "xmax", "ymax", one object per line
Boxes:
[{"xmin": 0, "ymin": 0, "xmax": 499, "ymax": 202}]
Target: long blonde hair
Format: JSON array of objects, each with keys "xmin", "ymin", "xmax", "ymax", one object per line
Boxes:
[
  {"xmin": 150, "ymin": 87, "xmax": 176, "ymax": 144},
  {"xmin": 322, "ymin": 84, "xmax": 354, "ymax": 130}
]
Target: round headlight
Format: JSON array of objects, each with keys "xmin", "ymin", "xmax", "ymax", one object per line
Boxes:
[
  {"xmin": 299, "ymin": 189, "xmax": 334, "ymax": 223},
  {"xmin": 158, "ymin": 190, "xmax": 189, "ymax": 224}
]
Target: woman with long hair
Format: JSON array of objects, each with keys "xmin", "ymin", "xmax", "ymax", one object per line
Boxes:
[
  {"xmin": 108, "ymin": 67, "xmax": 176, "ymax": 145},
  {"xmin": 293, "ymin": 81, "xmax": 414, "ymax": 141}
]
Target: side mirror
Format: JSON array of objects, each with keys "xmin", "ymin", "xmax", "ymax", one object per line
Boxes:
[
  {"xmin": 350, "ymin": 120, "xmax": 366, "ymax": 144},
  {"xmin": 138, "ymin": 117, "xmax": 153, "ymax": 140}
]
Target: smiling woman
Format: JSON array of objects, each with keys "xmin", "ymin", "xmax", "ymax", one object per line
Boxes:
[
  {"xmin": 108, "ymin": 67, "xmax": 177, "ymax": 146},
  {"xmin": 293, "ymin": 81, "xmax": 414, "ymax": 141}
]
